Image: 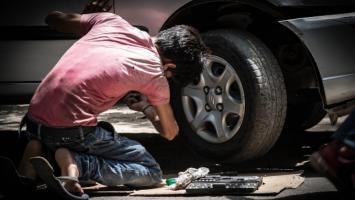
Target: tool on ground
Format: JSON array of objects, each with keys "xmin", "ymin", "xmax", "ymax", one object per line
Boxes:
[{"xmin": 185, "ymin": 175, "xmax": 263, "ymax": 194}]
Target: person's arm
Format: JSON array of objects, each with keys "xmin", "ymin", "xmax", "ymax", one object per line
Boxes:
[
  {"xmin": 144, "ymin": 104, "xmax": 179, "ymax": 141},
  {"xmin": 45, "ymin": 11, "xmax": 81, "ymax": 34},
  {"xmin": 45, "ymin": 0, "xmax": 112, "ymax": 34},
  {"xmin": 125, "ymin": 93, "xmax": 179, "ymax": 140}
]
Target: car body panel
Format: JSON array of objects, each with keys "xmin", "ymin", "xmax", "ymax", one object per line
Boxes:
[
  {"xmin": 0, "ymin": 40, "xmax": 74, "ymax": 82},
  {"xmin": 1, "ymin": 0, "xmax": 355, "ymax": 108},
  {"xmin": 114, "ymin": 0, "xmax": 190, "ymax": 35},
  {"xmin": 0, "ymin": 0, "xmax": 88, "ymax": 26},
  {"xmin": 0, "ymin": 0, "xmax": 105, "ymax": 98},
  {"xmin": 280, "ymin": 12, "xmax": 355, "ymax": 106},
  {"xmin": 267, "ymin": 0, "xmax": 355, "ymax": 7}
]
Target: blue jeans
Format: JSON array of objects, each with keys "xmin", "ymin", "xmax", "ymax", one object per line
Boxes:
[
  {"xmin": 332, "ymin": 109, "xmax": 355, "ymax": 149},
  {"xmin": 28, "ymin": 122, "xmax": 162, "ymax": 187}
]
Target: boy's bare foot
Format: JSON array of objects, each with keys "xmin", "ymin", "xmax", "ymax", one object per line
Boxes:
[{"xmin": 64, "ymin": 180, "xmax": 84, "ymax": 195}]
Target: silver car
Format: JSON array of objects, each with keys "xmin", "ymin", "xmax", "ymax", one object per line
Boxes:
[{"xmin": 1, "ymin": 0, "xmax": 355, "ymax": 162}]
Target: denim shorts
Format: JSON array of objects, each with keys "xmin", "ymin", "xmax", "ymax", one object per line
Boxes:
[{"xmin": 27, "ymin": 121, "xmax": 162, "ymax": 187}]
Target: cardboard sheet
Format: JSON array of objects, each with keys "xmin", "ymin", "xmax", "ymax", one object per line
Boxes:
[
  {"xmin": 83, "ymin": 171, "xmax": 304, "ymax": 196},
  {"xmin": 131, "ymin": 171, "xmax": 304, "ymax": 196}
]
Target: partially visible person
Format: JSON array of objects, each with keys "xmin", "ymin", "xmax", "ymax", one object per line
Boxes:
[
  {"xmin": 310, "ymin": 109, "xmax": 355, "ymax": 191},
  {"xmin": 15, "ymin": 0, "xmax": 208, "ymax": 199}
]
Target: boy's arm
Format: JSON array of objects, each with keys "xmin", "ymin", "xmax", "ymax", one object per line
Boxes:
[
  {"xmin": 145, "ymin": 104, "xmax": 179, "ymax": 141},
  {"xmin": 45, "ymin": 11, "xmax": 81, "ymax": 34},
  {"xmin": 125, "ymin": 93, "xmax": 179, "ymax": 141},
  {"xmin": 45, "ymin": 0, "xmax": 112, "ymax": 34}
]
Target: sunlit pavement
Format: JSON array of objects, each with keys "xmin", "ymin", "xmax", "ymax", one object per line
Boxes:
[{"xmin": 0, "ymin": 104, "xmax": 157, "ymax": 133}]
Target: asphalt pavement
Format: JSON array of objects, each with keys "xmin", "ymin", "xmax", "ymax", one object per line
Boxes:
[{"xmin": 0, "ymin": 104, "xmax": 353, "ymax": 200}]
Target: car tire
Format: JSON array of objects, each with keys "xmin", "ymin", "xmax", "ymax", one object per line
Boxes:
[{"xmin": 170, "ymin": 29, "xmax": 287, "ymax": 162}]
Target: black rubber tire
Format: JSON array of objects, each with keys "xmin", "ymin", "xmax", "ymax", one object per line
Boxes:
[{"xmin": 171, "ymin": 30, "xmax": 287, "ymax": 163}]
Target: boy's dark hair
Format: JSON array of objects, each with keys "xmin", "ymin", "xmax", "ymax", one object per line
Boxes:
[{"xmin": 155, "ymin": 25, "xmax": 209, "ymax": 86}]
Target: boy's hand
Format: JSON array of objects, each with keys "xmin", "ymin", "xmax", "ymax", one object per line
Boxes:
[
  {"xmin": 82, "ymin": 0, "xmax": 113, "ymax": 14},
  {"xmin": 125, "ymin": 93, "xmax": 150, "ymax": 112}
]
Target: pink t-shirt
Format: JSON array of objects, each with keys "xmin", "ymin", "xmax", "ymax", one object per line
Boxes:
[{"xmin": 28, "ymin": 13, "xmax": 169, "ymax": 127}]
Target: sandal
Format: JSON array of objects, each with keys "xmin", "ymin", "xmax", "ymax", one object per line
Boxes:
[
  {"xmin": 30, "ymin": 156, "xmax": 89, "ymax": 200},
  {"xmin": 0, "ymin": 156, "xmax": 38, "ymax": 196}
]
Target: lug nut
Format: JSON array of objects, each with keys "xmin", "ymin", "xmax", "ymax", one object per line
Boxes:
[
  {"xmin": 215, "ymin": 86, "xmax": 222, "ymax": 95},
  {"xmin": 216, "ymin": 103, "xmax": 224, "ymax": 112},
  {"xmin": 205, "ymin": 104, "xmax": 212, "ymax": 112},
  {"xmin": 203, "ymin": 86, "xmax": 210, "ymax": 94}
]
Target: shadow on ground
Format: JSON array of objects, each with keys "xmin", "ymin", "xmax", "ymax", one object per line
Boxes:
[
  {"xmin": 0, "ymin": 129, "xmax": 333, "ymax": 174},
  {"xmin": 1, "ymin": 128, "xmax": 351, "ymax": 200},
  {"xmin": 226, "ymin": 191, "xmax": 354, "ymax": 200}
]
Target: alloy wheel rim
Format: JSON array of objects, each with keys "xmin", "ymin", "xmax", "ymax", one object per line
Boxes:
[{"xmin": 181, "ymin": 55, "xmax": 245, "ymax": 143}]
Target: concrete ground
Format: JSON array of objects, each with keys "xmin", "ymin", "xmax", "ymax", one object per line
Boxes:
[
  {"xmin": 0, "ymin": 104, "xmax": 353, "ymax": 200},
  {"xmin": 0, "ymin": 104, "xmax": 157, "ymax": 133}
]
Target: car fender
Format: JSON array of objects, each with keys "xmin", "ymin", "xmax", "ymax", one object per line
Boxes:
[{"xmin": 280, "ymin": 12, "xmax": 355, "ymax": 106}]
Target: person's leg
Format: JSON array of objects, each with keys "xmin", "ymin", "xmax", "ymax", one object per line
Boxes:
[
  {"xmin": 70, "ymin": 123, "xmax": 162, "ymax": 187},
  {"xmin": 46, "ymin": 122, "xmax": 162, "ymax": 187},
  {"xmin": 310, "ymin": 109, "xmax": 355, "ymax": 190},
  {"xmin": 85, "ymin": 122, "xmax": 161, "ymax": 167},
  {"xmin": 54, "ymin": 148, "xmax": 84, "ymax": 194},
  {"xmin": 330, "ymin": 109, "xmax": 355, "ymax": 167},
  {"xmin": 72, "ymin": 151, "xmax": 162, "ymax": 187},
  {"xmin": 332, "ymin": 110, "xmax": 355, "ymax": 149},
  {"xmin": 18, "ymin": 139, "xmax": 43, "ymax": 179}
]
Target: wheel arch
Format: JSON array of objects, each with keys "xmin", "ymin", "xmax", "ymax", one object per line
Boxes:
[{"xmin": 161, "ymin": 0, "xmax": 326, "ymax": 109}]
